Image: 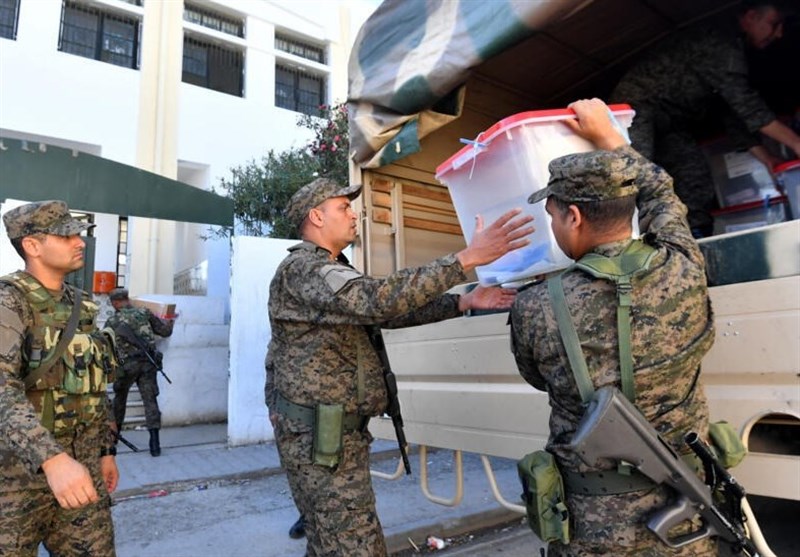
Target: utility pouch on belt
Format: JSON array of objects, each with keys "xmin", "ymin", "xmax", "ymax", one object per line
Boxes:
[
  {"xmin": 313, "ymin": 403, "xmax": 344, "ymax": 468},
  {"xmin": 709, "ymin": 421, "xmax": 747, "ymax": 469},
  {"xmin": 517, "ymin": 450, "xmax": 570, "ymax": 544}
]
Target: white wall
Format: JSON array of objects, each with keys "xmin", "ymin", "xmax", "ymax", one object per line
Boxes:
[
  {"xmin": 228, "ymin": 236, "xmax": 296, "ymax": 445},
  {"xmin": 127, "ymin": 294, "xmax": 230, "ymax": 426}
]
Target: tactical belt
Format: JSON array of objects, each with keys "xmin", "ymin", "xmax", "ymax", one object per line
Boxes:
[
  {"xmin": 275, "ymin": 392, "xmax": 369, "ymax": 432},
  {"xmin": 563, "ymin": 467, "xmax": 656, "ymax": 495},
  {"xmin": 563, "ymin": 454, "xmax": 702, "ymax": 496}
]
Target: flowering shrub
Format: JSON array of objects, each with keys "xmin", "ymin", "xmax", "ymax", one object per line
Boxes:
[
  {"xmin": 299, "ymin": 102, "xmax": 350, "ymax": 186},
  {"xmin": 212, "ymin": 101, "xmax": 351, "ymax": 239}
]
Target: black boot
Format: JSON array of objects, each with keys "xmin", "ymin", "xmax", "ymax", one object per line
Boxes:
[
  {"xmin": 148, "ymin": 428, "xmax": 161, "ymax": 457},
  {"xmin": 288, "ymin": 514, "xmax": 306, "ymax": 539}
]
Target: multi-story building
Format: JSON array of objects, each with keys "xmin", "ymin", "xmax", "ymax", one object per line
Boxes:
[
  {"xmin": 0, "ymin": 0, "xmax": 377, "ymax": 430},
  {"xmin": 0, "ymin": 0, "xmax": 375, "ymax": 298}
]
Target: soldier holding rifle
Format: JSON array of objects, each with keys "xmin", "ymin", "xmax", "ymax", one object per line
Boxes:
[
  {"xmin": 265, "ymin": 177, "xmax": 534, "ymax": 557},
  {"xmin": 106, "ymin": 288, "xmax": 175, "ymax": 457}
]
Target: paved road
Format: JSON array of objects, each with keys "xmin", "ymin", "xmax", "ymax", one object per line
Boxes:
[{"xmin": 401, "ymin": 495, "xmax": 800, "ymax": 556}]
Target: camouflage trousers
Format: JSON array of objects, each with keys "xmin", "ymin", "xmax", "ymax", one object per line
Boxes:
[
  {"xmin": 0, "ymin": 426, "xmax": 116, "ymax": 556},
  {"xmin": 623, "ymin": 102, "xmax": 718, "ymax": 236},
  {"xmin": 112, "ymin": 360, "xmax": 161, "ymax": 430},
  {"xmin": 547, "ymin": 485, "xmax": 717, "ymax": 556},
  {"xmin": 275, "ymin": 417, "xmax": 387, "ymax": 557}
]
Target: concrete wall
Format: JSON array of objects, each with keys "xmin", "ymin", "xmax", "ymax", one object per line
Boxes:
[
  {"xmin": 227, "ymin": 236, "xmax": 296, "ymax": 446},
  {"xmin": 105, "ymin": 294, "xmax": 231, "ymax": 426}
]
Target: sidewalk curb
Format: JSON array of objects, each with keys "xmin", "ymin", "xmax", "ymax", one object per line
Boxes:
[
  {"xmin": 386, "ymin": 507, "xmax": 524, "ymax": 555},
  {"xmin": 112, "ymin": 445, "xmax": 412, "ymax": 502}
]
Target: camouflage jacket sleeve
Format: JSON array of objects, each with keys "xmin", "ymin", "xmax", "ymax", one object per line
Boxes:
[
  {"xmin": 0, "ymin": 284, "xmax": 65, "ymax": 474},
  {"xmin": 509, "ymin": 289, "xmax": 547, "ymax": 391},
  {"xmin": 277, "ymin": 246, "xmax": 468, "ymax": 326},
  {"xmin": 146, "ymin": 308, "xmax": 174, "ymax": 338},
  {"xmin": 698, "ymin": 31, "xmax": 775, "ymax": 133},
  {"xmin": 623, "ymin": 145, "xmax": 706, "ymax": 269}
]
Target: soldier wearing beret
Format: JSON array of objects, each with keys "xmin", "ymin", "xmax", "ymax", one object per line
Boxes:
[
  {"xmin": 0, "ymin": 200, "xmax": 118, "ymax": 555},
  {"xmin": 265, "ymin": 176, "xmax": 535, "ymax": 556},
  {"xmin": 510, "ymin": 99, "xmax": 716, "ymax": 556},
  {"xmin": 105, "ymin": 288, "xmax": 175, "ymax": 457}
]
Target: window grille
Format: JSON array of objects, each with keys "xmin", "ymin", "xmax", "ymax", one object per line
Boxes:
[
  {"xmin": 0, "ymin": 0, "xmax": 20, "ymax": 40},
  {"xmin": 59, "ymin": 1, "xmax": 140, "ymax": 69},
  {"xmin": 116, "ymin": 217, "xmax": 128, "ymax": 287},
  {"xmin": 184, "ymin": 2, "xmax": 243, "ymax": 38},
  {"xmin": 182, "ymin": 35, "xmax": 244, "ymax": 97},
  {"xmin": 275, "ymin": 33, "xmax": 324, "ymax": 64},
  {"xmin": 275, "ymin": 64, "xmax": 326, "ymax": 116}
]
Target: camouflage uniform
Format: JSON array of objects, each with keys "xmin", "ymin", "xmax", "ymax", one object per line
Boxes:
[
  {"xmin": 511, "ymin": 146, "xmax": 716, "ymax": 556},
  {"xmin": 266, "ymin": 238, "xmax": 468, "ymax": 557},
  {"xmin": 611, "ymin": 19, "xmax": 776, "ymax": 234},
  {"xmin": 0, "ymin": 201, "xmax": 116, "ymax": 556},
  {"xmin": 105, "ymin": 304, "xmax": 173, "ymax": 430}
]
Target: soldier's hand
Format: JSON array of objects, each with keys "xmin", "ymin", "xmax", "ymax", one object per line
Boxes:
[
  {"xmin": 41, "ymin": 452, "xmax": 99, "ymax": 509},
  {"xmin": 562, "ymin": 98, "xmax": 628, "ymax": 151},
  {"xmin": 100, "ymin": 455, "xmax": 119, "ymax": 493},
  {"xmin": 458, "ymin": 285, "xmax": 517, "ymax": 311},
  {"xmin": 457, "ymin": 209, "xmax": 534, "ymax": 272}
]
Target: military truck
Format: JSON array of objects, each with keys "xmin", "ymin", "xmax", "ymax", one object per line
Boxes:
[{"xmin": 346, "ymin": 0, "xmax": 800, "ymax": 510}]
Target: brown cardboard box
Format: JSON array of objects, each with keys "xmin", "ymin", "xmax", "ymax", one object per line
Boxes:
[{"xmin": 131, "ymin": 298, "xmax": 177, "ymax": 319}]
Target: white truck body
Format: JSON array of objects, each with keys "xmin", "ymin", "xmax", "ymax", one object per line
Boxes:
[{"xmin": 349, "ymin": 0, "xmax": 800, "ymax": 500}]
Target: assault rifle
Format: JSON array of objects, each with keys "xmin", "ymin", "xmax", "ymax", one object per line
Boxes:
[
  {"xmin": 568, "ymin": 386, "xmax": 758, "ymax": 556},
  {"xmin": 114, "ymin": 322, "xmax": 172, "ymax": 384},
  {"xmin": 366, "ymin": 326, "xmax": 411, "ymax": 475},
  {"xmin": 113, "ymin": 430, "xmax": 140, "ymax": 452}
]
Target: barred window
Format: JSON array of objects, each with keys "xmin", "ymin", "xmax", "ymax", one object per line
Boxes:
[
  {"xmin": 275, "ymin": 64, "xmax": 326, "ymax": 116},
  {"xmin": 59, "ymin": 1, "xmax": 140, "ymax": 69},
  {"xmin": 116, "ymin": 217, "xmax": 128, "ymax": 287},
  {"xmin": 0, "ymin": 0, "xmax": 20, "ymax": 40},
  {"xmin": 275, "ymin": 33, "xmax": 324, "ymax": 64},
  {"xmin": 183, "ymin": 36, "xmax": 244, "ymax": 97},
  {"xmin": 184, "ymin": 2, "xmax": 243, "ymax": 38}
]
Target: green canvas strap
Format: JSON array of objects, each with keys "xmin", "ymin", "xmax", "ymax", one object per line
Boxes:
[
  {"xmin": 548, "ymin": 241, "xmax": 658, "ymax": 404},
  {"xmin": 548, "ymin": 277, "xmax": 595, "ymax": 404}
]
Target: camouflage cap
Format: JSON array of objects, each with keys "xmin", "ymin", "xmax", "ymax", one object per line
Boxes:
[
  {"xmin": 3, "ymin": 200, "xmax": 94, "ymax": 240},
  {"xmin": 109, "ymin": 288, "xmax": 129, "ymax": 301},
  {"xmin": 286, "ymin": 177, "xmax": 362, "ymax": 229},
  {"xmin": 528, "ymin": 150, "xmax": 640, "ymax": 205}
]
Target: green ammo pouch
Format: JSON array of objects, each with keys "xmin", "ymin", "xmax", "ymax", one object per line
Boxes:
[
  {"xmin": 517, "ymin": 450, "xmax": 570, "ymax": 544},
  {"xmin": 709, "ymin": 421, "xmax": 747, "ymax": 469},
  {"xmin": 313, "ymin": 403, "xmax": 345, "ymax": 468}
]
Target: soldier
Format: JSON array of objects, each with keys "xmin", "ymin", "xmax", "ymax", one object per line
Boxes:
[
  {"xmin": 106, "ymin": 288, "xmax": 175, "ymax": 457},
  {"xmin": 265, "ymin": 176, "xmax": 534, "ymax": 556},
  {"xmin": 0, "ymin": 200, "xmax": 118, "ymax": 555},
  {"xmin": 611, "ymin": 0, "xmax": 800, "ymax": 237},
  {"xmin": 510, "ymin": 99, "xmax": 716, "ymax": 555}
]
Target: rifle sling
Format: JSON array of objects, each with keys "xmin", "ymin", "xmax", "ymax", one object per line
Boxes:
[
  {"xmin": 547, "ymin": 241, "xmax": 657, "ymax": 405},
  {"xmin": 24, "ymin": 288, "xmax": 83, "ymax": 390}
]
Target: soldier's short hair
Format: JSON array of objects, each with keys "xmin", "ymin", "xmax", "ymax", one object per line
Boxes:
[{"xmin": 109, "ymin": 288, "xmax": 129, "ymax": 301}]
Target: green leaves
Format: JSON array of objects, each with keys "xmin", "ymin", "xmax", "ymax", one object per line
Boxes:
[{"xmin": 213, "ymin": 102, "xmax": 350, "ymax": 239}]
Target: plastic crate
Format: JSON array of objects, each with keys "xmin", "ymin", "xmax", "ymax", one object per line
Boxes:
[
  {"xmin": 435, "ymin": 105, "xmax": 634, "ymax": 285},
  {"xmin": 711, "ymin": 196, "xmax": 789, "ymax": 235}
]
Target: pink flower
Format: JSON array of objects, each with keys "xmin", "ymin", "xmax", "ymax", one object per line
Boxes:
[
  {"xmin": 334, "ymin": 135, "xmax": 340, "ymax": 142},
  {"xmin": 331, "ymin": 145, "xmax": 337, "ymax": 152}
]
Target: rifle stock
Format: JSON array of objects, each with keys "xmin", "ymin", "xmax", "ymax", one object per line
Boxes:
[
  {"xmin": 366, "ymin": 326, "xmax": 411, "ymax": 475},
  {"xmin": 568, "ymin": 387, "xmax": 757, "ymax": 555}
]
